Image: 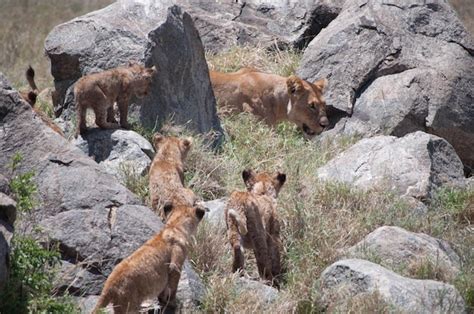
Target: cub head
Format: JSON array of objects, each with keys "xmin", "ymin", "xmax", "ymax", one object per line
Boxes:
[
  {"xmin": 128, "ymin": 61, "xmax": 157, "ymax": 98},
  {"xmin": 286, "ymin": 75, "xmax": 329, "ymax": 138},
  {"xmin": 164, "ymin": 203, "xmax": 206, "ymax": 232},
  {"xmin": 242, "ymin": 169, "xmax": 286, "ymax": 197},
  {"xmin": 152, "ymin": 133, "xmax": 192, "ymax": 160}
]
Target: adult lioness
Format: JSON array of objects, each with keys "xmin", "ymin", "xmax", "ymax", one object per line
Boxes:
[{"xmin": 210, "ymin": 68, "xmax": 329, "ymax": 137}]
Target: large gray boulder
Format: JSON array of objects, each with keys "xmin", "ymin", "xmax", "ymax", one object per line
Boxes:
[
  {"xmin": 0, "ymin": 193, "xmax": 16, "ymax": 291},
  {"xmin": 317, "ymin": 132, "xmax": 465, "ymax": 201},
  {"xmin": 320, "ymin": 259, "xmax": 466, "ymax": 313},
  {"xmin": 45, "ymin": 2, "xmax": 222, "ymax": 139},
  {"xmin": 73, "ymin": 129, "xmax": 154, "ymax": 181},
  {"xmin": 181, "ymin": 0, "xmax": 346, "ymax": 52},
  {"xmin": 299, "ymin": 0, "xmax": 474, "ymax": 171},
  {"xmin": 347, "ymin": 226, "xmax": 461, "ymax": 281},
  {"xmin": 0, "ymin": 74, "xmax": 203, "ymax": 308}
]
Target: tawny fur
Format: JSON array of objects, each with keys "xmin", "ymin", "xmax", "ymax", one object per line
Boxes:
[
  {"xmin": 210, "ymin": 68, "xmax": 329, "ymax": 137},
  {"xmin": 92, "ymin": 204, "xmax": 205, "ymax": 314},
  {"xmin": 225, "ymin": 169, "xmax": 286, "ymax": 288},
  {"xmin": 18, "ymin": 66, "xmax": 64, "ymax": 137},
  {"xmin": 149, "ymin": 134, "xmax": 196, "ymax": 221},
  {"xmin": 74, "ymin": 62, "xmax": 156, "ymax": 136}
]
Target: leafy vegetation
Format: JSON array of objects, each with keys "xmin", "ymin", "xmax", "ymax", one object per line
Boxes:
[{"xmin": 0, "ymin": 153, "xmax": 78, "ymax": 313}]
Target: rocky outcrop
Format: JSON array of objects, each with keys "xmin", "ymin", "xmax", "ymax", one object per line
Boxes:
[
  {"xmin": 73, "ymin": 129, "xmax": 154, "ymax": 181},
  {"xmin": 317, "ymin": 132, "xmax": 465, "ymax": 202},
  {"xmin": 0, "ymin": 193, "xmax": 16, "ymax": 291},
  {"xmin": 45, "ymin": 2, "xmax": 222, "ymax": 139},
  {"xmin": 320, "ymin": 259, "xmax": 466, "ymax": 313},
  {"xmin": 0, "ymin": 73, "xmax": 203, "ymax": 307},
  {"xmin": 299, "ymin": 0, "xmax": 474, "ymax": 171},
  {"xmin": 347, "ymin": 226, "xmax": 461, "ymax": 281}
]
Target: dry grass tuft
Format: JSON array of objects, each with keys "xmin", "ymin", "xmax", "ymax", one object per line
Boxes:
[{"xmin": 206, "ymin": 45, "xmax": 302, "ymax": 77}]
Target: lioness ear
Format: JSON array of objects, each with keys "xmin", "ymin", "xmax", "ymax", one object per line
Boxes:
[
  {"xmin": 153, "ymin": 133, "xmax": 164, "ymax": 149},
  {"xmin": 163, "ymin": 202, "xmax": 173, "ymax": 217},
  {"xmin": 313, "ymin": 78, "xmax": 328, "ymax": 92},
  {"xmin": 195, "ymin": 206, "xmax": 206, "ymax": 221},
  {"xmin": 287, "ymin": 75, "xmax": 304, "ymax": 95},
  {"xmin": 242, "ymin": 169, "xmax": 256, "ymax": 190}
]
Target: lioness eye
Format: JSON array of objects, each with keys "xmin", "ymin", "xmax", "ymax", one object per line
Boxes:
[{"xmin": 309, "ymin": 103, "xmax": 316, "ymax": 110}]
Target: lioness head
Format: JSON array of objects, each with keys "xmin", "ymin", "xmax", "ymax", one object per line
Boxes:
[
  {"xmin": 242, "ymin": 169, "xmax": 286, "ymax": 198},
  {"xmin": 286, "ymin": 75, "xmax": 329, "ymax": 137},
  {"xmin": 128, "ymin": 61, "xmax": 156, "ymax": 98},
  {"xmin": 153, "ymin": 133, "xmax": 192, "ymax": 160}
]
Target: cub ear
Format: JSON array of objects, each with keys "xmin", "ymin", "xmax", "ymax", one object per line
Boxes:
[
  {"xmin": 242, "ymin": 169, "xmax": 256, "ymax": 190},
  {"xmin": 181, "ymin": 137, "xmax": 193, "ymax": 150},
  {"xmin": 275, "ymin": 172, "xmax": 286, "ymax": 186},
  {"xmin": 128, "ymin": 60, "xmax": 139, "ymax": 67},
  {"xmin": 313, "ymin": 78, "xmax": 328, "ymax": 92},
  {"xmin": 287, "ymin": 75, "xmax": 304, "ymax": 95},
  {"xmin": 153, "ymin": 133, "xmax": 164, "ymax": 149},
  {"xmin": 195, "ymin": 206, "xmax": 206, "ymax": 221},
  {"xmin": 163, "ymin": 202, "xmax": 173, "ymax": 217}
]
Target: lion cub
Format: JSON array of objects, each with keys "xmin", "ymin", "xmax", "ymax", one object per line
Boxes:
[
  {"xmin": 18, "ymin": 66, "xmax": 64, "ymax": 136},
  {"xmin": 74, "ymin": 61, "xmax": 156, "ymax": 135},
  {"xmin": 149, "ymin": 134, "xmax": 196, "ymax": 220},
  {"xmin": 92, "ymin": 203, "xmax": 205, "ymax": 313},
  {"xmin": 225, "ymin": 169, "xmax": 286, "ymax": 288}
]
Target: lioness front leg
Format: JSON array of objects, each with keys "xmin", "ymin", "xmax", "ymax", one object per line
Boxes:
[{"xmin": 117, "ymin": 98, "xmax": 131, "ymax": 129}]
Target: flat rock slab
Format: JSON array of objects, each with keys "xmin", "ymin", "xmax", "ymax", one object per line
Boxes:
[
  {"xmin": 299, "ymin": 0, "xmax": 474, "ymax": 170},
  {"xmin": 320, "ymin": 259, "xmax": 466, "ymax": 313},
  {"xmin": 347, "ymin": 226, "xmax": 461, "ymax": 281},
  {"xmin": 317, "ymin": 132, "xmax": 465, "ymax": 201}
]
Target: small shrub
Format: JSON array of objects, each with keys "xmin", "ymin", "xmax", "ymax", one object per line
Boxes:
[
  {"xmin": 9, "ymin": 153, "xmax": 37, "ymax": 213},
  {"xmin": 0, "ymin": 236, "xmax": 78, "ymax": 313}
]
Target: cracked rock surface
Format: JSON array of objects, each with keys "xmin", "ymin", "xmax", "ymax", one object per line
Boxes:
[
  {"xmin": 299, "ymin": 0, "xmax": 474, "ymax": 171},
  {"xmin": 0, "ymin": 73, "xmax": 204, "ymax": 307}
]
